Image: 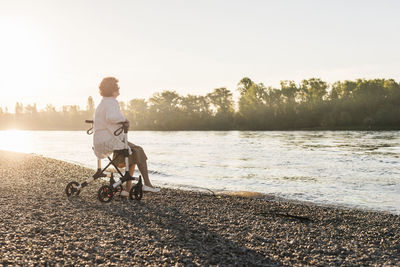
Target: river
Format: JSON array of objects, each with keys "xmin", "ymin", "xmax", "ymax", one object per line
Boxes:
[{"xmin": 0, "ymin": 130, "xmax": 399, "ymax": 214}]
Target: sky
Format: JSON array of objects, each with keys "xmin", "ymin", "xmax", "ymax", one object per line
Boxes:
[{"xmin": 0, "ymin": 0, "xmax": 399, "ymax": 111}]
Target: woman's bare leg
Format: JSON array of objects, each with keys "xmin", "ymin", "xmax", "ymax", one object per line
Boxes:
[
  {"xmin": 125, "ymin": 163, "xmax": 136, "ymax": 192},
  {"xmin": 137, "ymin": 161, "xmax": 154, "ymax": 187}
]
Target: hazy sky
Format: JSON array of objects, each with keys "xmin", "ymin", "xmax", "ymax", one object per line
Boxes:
[{"xmin": 1, "ymin": 0, "xmax": 399, "ymax": 111}]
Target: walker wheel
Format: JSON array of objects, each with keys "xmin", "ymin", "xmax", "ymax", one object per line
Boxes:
[
  {"xmin": 65, "ymin": 181, "xmax": 80, "ymax": 197},
  {"xmin": 115, "ymin": 185, "xmax": 123, "ymax": 194},
  {"xmin": 129, "ymin": 184, "xmax": 143, "ymax": 200},
  {"xmin": 98, "ymin": 185, "xmax": 114, "ymax": 202}
]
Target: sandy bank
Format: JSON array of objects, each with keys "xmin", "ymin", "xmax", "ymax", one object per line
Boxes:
[{"xmin": 0, "ymin": 150, "xmax": 399, "ymax": 266}]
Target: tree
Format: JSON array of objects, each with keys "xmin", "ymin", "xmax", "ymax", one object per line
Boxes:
[
  {"xmin": 207, "ymin": 87, "xmax": 234, "ymax": 129},
  {"xmin": 207, "ymin": 87, "xmax": 234, "ymax": 115},
  {"xmin": 300, "ymin": 78, "xmax": 328, "ymax": 104},
  {"xmin": 181, "ymin": 95, "xmax": 210, "ymax": 114},
  {"xmin": 127, "ymin": 99, "xmax": 148, "ymax": 128},
  {"xmin": 384, "ymin": 79, "xmax": 400, "ymax": 105},
  {"xmin": 119, "ymin": 101, "xmax": 127, "ymax": 114},
  {"xmin": 24, "ymin": 104, "xmax": 38, "ymax": 115},
  {"xmin": 86, "ymin": 96, "xmax": 95, "ymax": 114},
  {"xmin": 279, "ymin": 81, "xmax": 298, "ymax": 126},
  {"xmin": 69, "ymin": 105, "xmax": 80, "ymax": 114},
  {"xmin": 330, "ymin": 80, "xmax": 357, "ymax": 100},
  {"xmin": 237, "ymin": 77, "xmax": 254, "ymax": 96},
  {"xmin": 45, "ymin": 104, "xmax": 57, "ymax": 113},
  {"xmin": 239, "ymin": 83, "xmax": 266, "ymax": 111},
  {"xmin": 150, "ymin": 91, "xmax": 180, "ymax": 111},
  {"xmin": 237, "ymin": 83, "xmax": 268, "ymax": 129},
  {"xmin": 280, "ymin": 80, "xmax": 298, "ymax": 104},
  {"xmin": 149, "ymin": 90, "xmax": 181, "ymax": 129},
  {"xmin": 15, "ymin": 102, "xmax": 23, "ymax": 115},
  {"xmin": 179, "ymin": 95, "xmax": 212, "ymax": 129}
]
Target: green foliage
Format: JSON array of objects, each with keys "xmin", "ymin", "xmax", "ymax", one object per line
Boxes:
[
  {"xmin": 126, "ymin": 99, "xmax": 148, "ymax": 129},
  {"xmin": 148, "ymin": 91, "xmax": 181, "ymax": 130},
  {"xmin": 1, "ymin": 78, "xmax": 400, "ymax": 130},
  {"xmin": 237, "ymin": 77, "xmax": 254, "ymax": 96},
  {"xmin": 299, "ymin": 78, "xmax": 328, "ymax": 104}
]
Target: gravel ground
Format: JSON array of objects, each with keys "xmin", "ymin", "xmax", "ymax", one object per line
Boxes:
[{"xmin": 0, "ymin": 150, "xmax": 399, "ymax": 266}]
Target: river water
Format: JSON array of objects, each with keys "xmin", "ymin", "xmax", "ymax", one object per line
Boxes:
[{"xmin": 0, "ymin": 130, "xmax": 399, "ymax": 214}]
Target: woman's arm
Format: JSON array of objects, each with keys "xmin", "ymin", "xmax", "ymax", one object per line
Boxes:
[{"xmin": 105, "ymin": 100, "xmax": 126, "ymax": 124}]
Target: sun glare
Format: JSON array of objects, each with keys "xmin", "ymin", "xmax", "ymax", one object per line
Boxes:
[
  {"xmin": 0, "ymin": 130, "xmax": 35, "ymax": 153},
  {"xmin": 0, "ymin": 20, "xmax": 52, "ymax": 106}
]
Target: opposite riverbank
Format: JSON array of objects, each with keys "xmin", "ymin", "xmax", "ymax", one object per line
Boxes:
[{"xmin": 0, "ymin": 150, "xmax": 399, "ymax": 265}]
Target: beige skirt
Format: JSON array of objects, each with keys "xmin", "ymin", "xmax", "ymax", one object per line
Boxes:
[{"xmin": 112, "ymin": 142, "xmax": 148, "ymax": 168}]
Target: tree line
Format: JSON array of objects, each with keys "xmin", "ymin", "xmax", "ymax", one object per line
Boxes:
[{"xmin": 1, "ymin": 77, "xmax": 400, "ymax": 131}]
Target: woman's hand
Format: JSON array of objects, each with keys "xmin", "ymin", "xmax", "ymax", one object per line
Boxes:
[{"xmin": 124, "ymin": 120, "xmax": 130, "ymax": 129}]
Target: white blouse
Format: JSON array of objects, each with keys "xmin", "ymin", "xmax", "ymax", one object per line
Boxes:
[{"xmin": 93, "ymin": 97, "xmax": 127, "ymax": 159}]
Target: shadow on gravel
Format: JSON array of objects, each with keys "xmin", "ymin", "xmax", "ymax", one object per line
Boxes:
[{"xmin": 67, "ymin": 196, "xmax": 276, "ymax": 266}]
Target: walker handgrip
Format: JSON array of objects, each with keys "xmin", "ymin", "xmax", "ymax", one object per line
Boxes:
[
  {"xmin": 85, "ymin": 120, "xmax": 94, "ymax": 135},
  {"xmin": 114, "ymin": 126, "xmax": 123, "ymax": 136},
  {"xmin": 117, "ymin": 121, "xmax": 129, "ymax": 133},
  {"xmin": 87, "ymin": 127, "xmax": 94, "ymax": 135}
]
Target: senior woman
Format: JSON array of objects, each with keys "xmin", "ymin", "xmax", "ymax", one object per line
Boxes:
[{"xmin": 93, "ymin": 76, "xmax": 160, "ymax": 195}]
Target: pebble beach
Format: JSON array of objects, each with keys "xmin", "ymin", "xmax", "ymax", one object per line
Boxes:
[{"xmin": 0, "ymin": 150, "xmax": 399, "ymax": 266}]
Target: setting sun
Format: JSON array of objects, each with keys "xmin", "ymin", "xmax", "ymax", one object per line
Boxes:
[{"xmin": 0, "ymin": 19, "xmax": 52, "ymax": 105}]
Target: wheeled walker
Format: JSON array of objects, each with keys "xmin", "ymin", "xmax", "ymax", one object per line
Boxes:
[{"xmin": 65, "ymin": 120, "xmax": 143, "ymax": 202}]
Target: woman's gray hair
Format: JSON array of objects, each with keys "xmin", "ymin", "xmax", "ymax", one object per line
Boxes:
[{"xmin": 99, "ymin": 77, "xmax": 119, "ymax": 97}]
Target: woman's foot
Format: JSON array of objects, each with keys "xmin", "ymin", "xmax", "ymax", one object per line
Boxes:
[
  {"xmin": 120, "ymin": 190, "xmax": 129, "ymax": 197},
  {"xmin": 142, "ymin": 185, "xmax": 160, "ymax": 193}
]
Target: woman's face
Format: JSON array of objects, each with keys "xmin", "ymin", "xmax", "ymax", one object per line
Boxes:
[{"xmin": 113, "ymin": 83, "xmax": 120, "ymax": 98}]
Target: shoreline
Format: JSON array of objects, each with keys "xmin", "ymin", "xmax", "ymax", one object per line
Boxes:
[
  {"xmin": 52, "ymin": 159, "xmax": 400, "ymax": 217},
  {"xmin": 4, "ymin": 148, "xmax": 398, "ymax": 217},
  {"xmin": 0, "ymin": 150, "xmax": 399, "ymax": 265}
]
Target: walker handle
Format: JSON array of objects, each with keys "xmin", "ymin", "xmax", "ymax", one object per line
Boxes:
[
  {"xmin": 114, "ymin": 126, "xmax": 123, "ymax": 136},
  {"xmin": 114, "ymin": 121, "xmax": 129, "ymax": 135},
  {"xmin": 85, "ymin": 120, "xmax": 94, "ymax": 135}
]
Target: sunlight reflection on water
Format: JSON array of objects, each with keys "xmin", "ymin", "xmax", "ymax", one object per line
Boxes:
[
  {"xmin": 0, "ymin": 130, "xmax": 35, "ymax": 153},
  {"xmin": 0, "ymin": 130, "xmax": 399, "ymax": 214}
]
